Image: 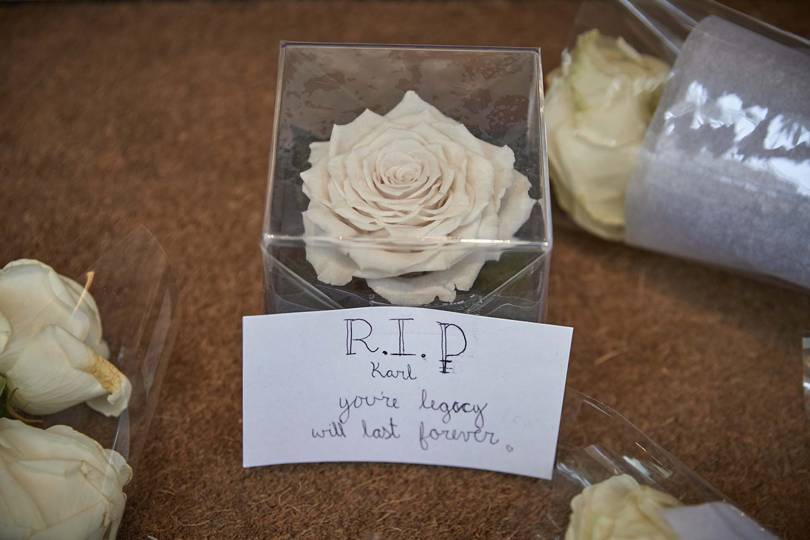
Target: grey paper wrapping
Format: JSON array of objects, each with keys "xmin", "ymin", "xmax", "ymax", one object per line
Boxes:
[{"xmin": 625, "ymin": 16, "xmax": 810, "ymax": 289}]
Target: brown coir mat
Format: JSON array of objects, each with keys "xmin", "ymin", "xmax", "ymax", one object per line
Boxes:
[{"xmin": 1, "ymin": 1, "xmax": 809, "ymax": 538}]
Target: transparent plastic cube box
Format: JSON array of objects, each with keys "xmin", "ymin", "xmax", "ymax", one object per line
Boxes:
[{"xmin": 262, "ymin": 43, "xmax": 552, "ymax": 323}]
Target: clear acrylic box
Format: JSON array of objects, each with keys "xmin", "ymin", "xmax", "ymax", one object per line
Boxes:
[{"xmin": 262, "ymin": 43, "xmax": 552, "ymax": 322}]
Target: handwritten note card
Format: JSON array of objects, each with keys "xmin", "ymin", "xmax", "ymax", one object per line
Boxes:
[{"xmin": 242, "ymin": 307, "xmax": 572, "ymax": 479}]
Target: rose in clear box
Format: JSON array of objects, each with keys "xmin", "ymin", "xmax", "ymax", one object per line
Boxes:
[{"xmin": 262, "ymin": 43, "xmax": 553, "ymax": 323}]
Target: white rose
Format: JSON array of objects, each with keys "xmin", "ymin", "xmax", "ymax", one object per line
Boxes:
[
  {"xmin": 565, "ymin": 474, "xmax": 682, "ymax": 540},
  {"xmin": 0, "ymin": 418, "xmax": 131, "ymax": 540},
  {"xmin": 300, "ymin": 90, "xmax": 536, "ymax": 306},
  {"xmin": 0, "ymin": 260, "xmax": 131, "ymax": 417},
  {"xmin": 546, "ymin": 30, "xmax": 669, "ymax": 240}
]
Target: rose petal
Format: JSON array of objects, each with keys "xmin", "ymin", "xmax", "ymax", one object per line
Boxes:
[
  {"xmin": 59, "ymin": 277, "xmax": 108, "ymax": 359},
  {"xmin": 431, "ymin": 122, "xmax": 487, "ymax": 155},
  {"xmin": 0, "ymin": 419, "xmax": 131, "ymax": 540},
  {"xmin": 355, "ymin": 125, "xmax": 430, "ymax": 152},
  {"xmin": 366, "ymin": 252, "xmax": 490, "ymax": 306},
  {"xmin": 433, "ymin": 123, "xmax": 518, "ymax": 171},
  {"xmin": 409, "ymin": 121, "xmax": 465, "ymax": 150},
  {"xmin": 0, "ymin": 260, "xmax": 92, "ymax": 358},
  {"xmin": 308, "ymin": 141, "xmax": 329, "ymax": 165},
  {"xmin": 475, "ymin": 205, "xmax": 500, "ymax": 241},
  {"xmin": 553, "ymin": 121, "xmax": 632, "ymax": 230},
  {"xmin": 385, "ymin": 90, "xmax": 444, "ymax": 121},
  {"xmin": 302, "ymin": 212, "xmax": 358, "ymax": 286},
  {"xmin": 367, "ymin": 275, "xmax": 458, "ymax": 306},
  {"xmin": 490, "ymin": 147, "xmax": 517, "ymax": 201},
  {"xmin": 303, "ymin": 202, "xmax": 358, "ymax": 237},
  {"xmin": 497, "ymin": 171, "xmax": 535, "ymax": 239},
  {"xmin": 564, "ymin": 475, "xmax": 681, "ymax": 540},
  {"xmin": 418, "ymin": 214, "xmax": 464, "ymax": 238},
  {"xmin": 348, "ymin": 246, "xmax": 449, "ymax": 278},
  {"xmin": 4, "ymin": 325, "xmax": 131, "ymax": 417},
  {"xmin": 0, "ymin": 464, "xmax": 46, "ymax": 533},
  {"xmin": 389, "ymin": 110, "xmax": 444, "ymax": 131},
  {"xmin": 458, "ymin": 152, "xmax": 496, "ymax": 226},
  {"xmin": 300, "ymin": 159, "xmax": 331, "ymax": 202},
  {"xmin": 329, "ymin": 109, "xmax": 386, "ymax": 156},
  {"xmin": 303, "ymin": 245, "xmax": 357, "ymax": 286}
]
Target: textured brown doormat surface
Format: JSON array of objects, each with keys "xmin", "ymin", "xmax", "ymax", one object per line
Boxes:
[{"xmin": 2, "ymin": 1, "xmax": 809, "ymax": 538}]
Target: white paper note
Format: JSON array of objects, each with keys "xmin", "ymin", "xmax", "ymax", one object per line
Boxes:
[{"xmin": 243, "ymin": 307, "xmax": 573, "ymax": 479}]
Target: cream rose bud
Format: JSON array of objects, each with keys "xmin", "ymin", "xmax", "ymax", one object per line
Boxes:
[
  {"xmin": 546, "ymin": 30, "xmax": 669, "ymax": 241},
  {"xmin": 0, "ymin": 418, "xmax": 132, "ymax": 540},
  {"xmin": 301, "ymin": 90, "xmax": 535, "ymax": 306},
  {"xmin": 0, "ymin": 259, "xmax": 130, "ymax": 417},
  {"xmin": 565, "ymin": 474, "xmax": 682, "ymax": 540}
]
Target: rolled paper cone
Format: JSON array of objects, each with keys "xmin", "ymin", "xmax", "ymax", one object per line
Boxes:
[{"xmin": 625, "ymin": 16, "xmax": 810, "ymax": 289}]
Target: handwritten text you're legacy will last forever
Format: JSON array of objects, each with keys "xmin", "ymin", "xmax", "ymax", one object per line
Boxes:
[{"xmin": 311, "ymin": 317, "xmax": 511, "ymax": 453}]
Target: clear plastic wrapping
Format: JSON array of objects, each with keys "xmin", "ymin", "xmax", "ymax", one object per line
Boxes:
[
  {"xmin": 625, "ymin": 14, "xmax": 810, "ymax": 290},
  {"xmin": 1, "ymin": 227, "xmax": 178, "ymax": 537},
  {"xmin": 544, "ymin": 389, "xmax": 775, "ymax": 538},
  {"xmin": 41, "ymin": 226, "xmax": 178, "ymax": 468},
  {"xmin": 548, "ymin": 0, "xmax": 810, "ymax": 290}
]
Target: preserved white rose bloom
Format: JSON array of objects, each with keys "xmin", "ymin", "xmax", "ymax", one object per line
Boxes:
[
  {"xmin": 301, "ymin": 90, "xmax": 536, "ymax": 305},
  {"xmin": 546, "ymin": 30, "xmax": 670, "ymax": 240},
  {"xmin": 0, "ymin": 418, "xmax": 132, "ymax": 540},
  {"xmin": 565, "ymin": 474, "xmax": 682, "ymax": 540},
  {"xmin": 0, "ymin": 260, "xmax": 130, "ymax": 416}
]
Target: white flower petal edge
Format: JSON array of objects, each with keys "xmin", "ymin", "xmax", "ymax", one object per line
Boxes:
[
  {"xmin": 4, "ymin": 326, "xmax": 132, "ymax": 417},
  {"xmin": 0, "ymin": 260, "xmax": 130, "ymax": 417},
  {"xmin": 565, "ymin": 474, "xmax": 681, "ymax": 540},
  {"xmin": 0, "ymin": 418, "xmax": 132, "ymax": 540},
  {"xmin": 1, "ymin": 260, "xmax": 109, "ymax": 359},
  {"xmin": 301, "ymin": 91, "xmax": 536, "ymax": 305}
]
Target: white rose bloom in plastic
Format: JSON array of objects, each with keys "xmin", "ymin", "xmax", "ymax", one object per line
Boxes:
[
  {"xmin": 0, "ymin": 418, "xmax": 132, "ymax": 540},
  {"xmin": 300, "ymin": 91, "xmax": 536, "ymax": 306},
  {"xmin": 0, "ymin": 260, "xmax": 131, "ymax": 417},
  {"xmin": 565, "ymin": 474, "xmax": 682, "ymax": 540},
  {"xmin": 546, "ymin": 30, "xmax": 669, "ymax": 240}
]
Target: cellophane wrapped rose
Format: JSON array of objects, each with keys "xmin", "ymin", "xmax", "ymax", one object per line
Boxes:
[
  {"xmin": 546, "ymin": 30, "xmax": 669, "ymax": 241},
  {"xmin": 300, "ymin": 91, "xmax": 536, "ymax": 306},
  {"xmin": 0, "ymin": 260, "xmax": 131, "ymax": 417},
  {"xmin": 565, "ymin": 474, "xmax": 681, "ymax": 540}
]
